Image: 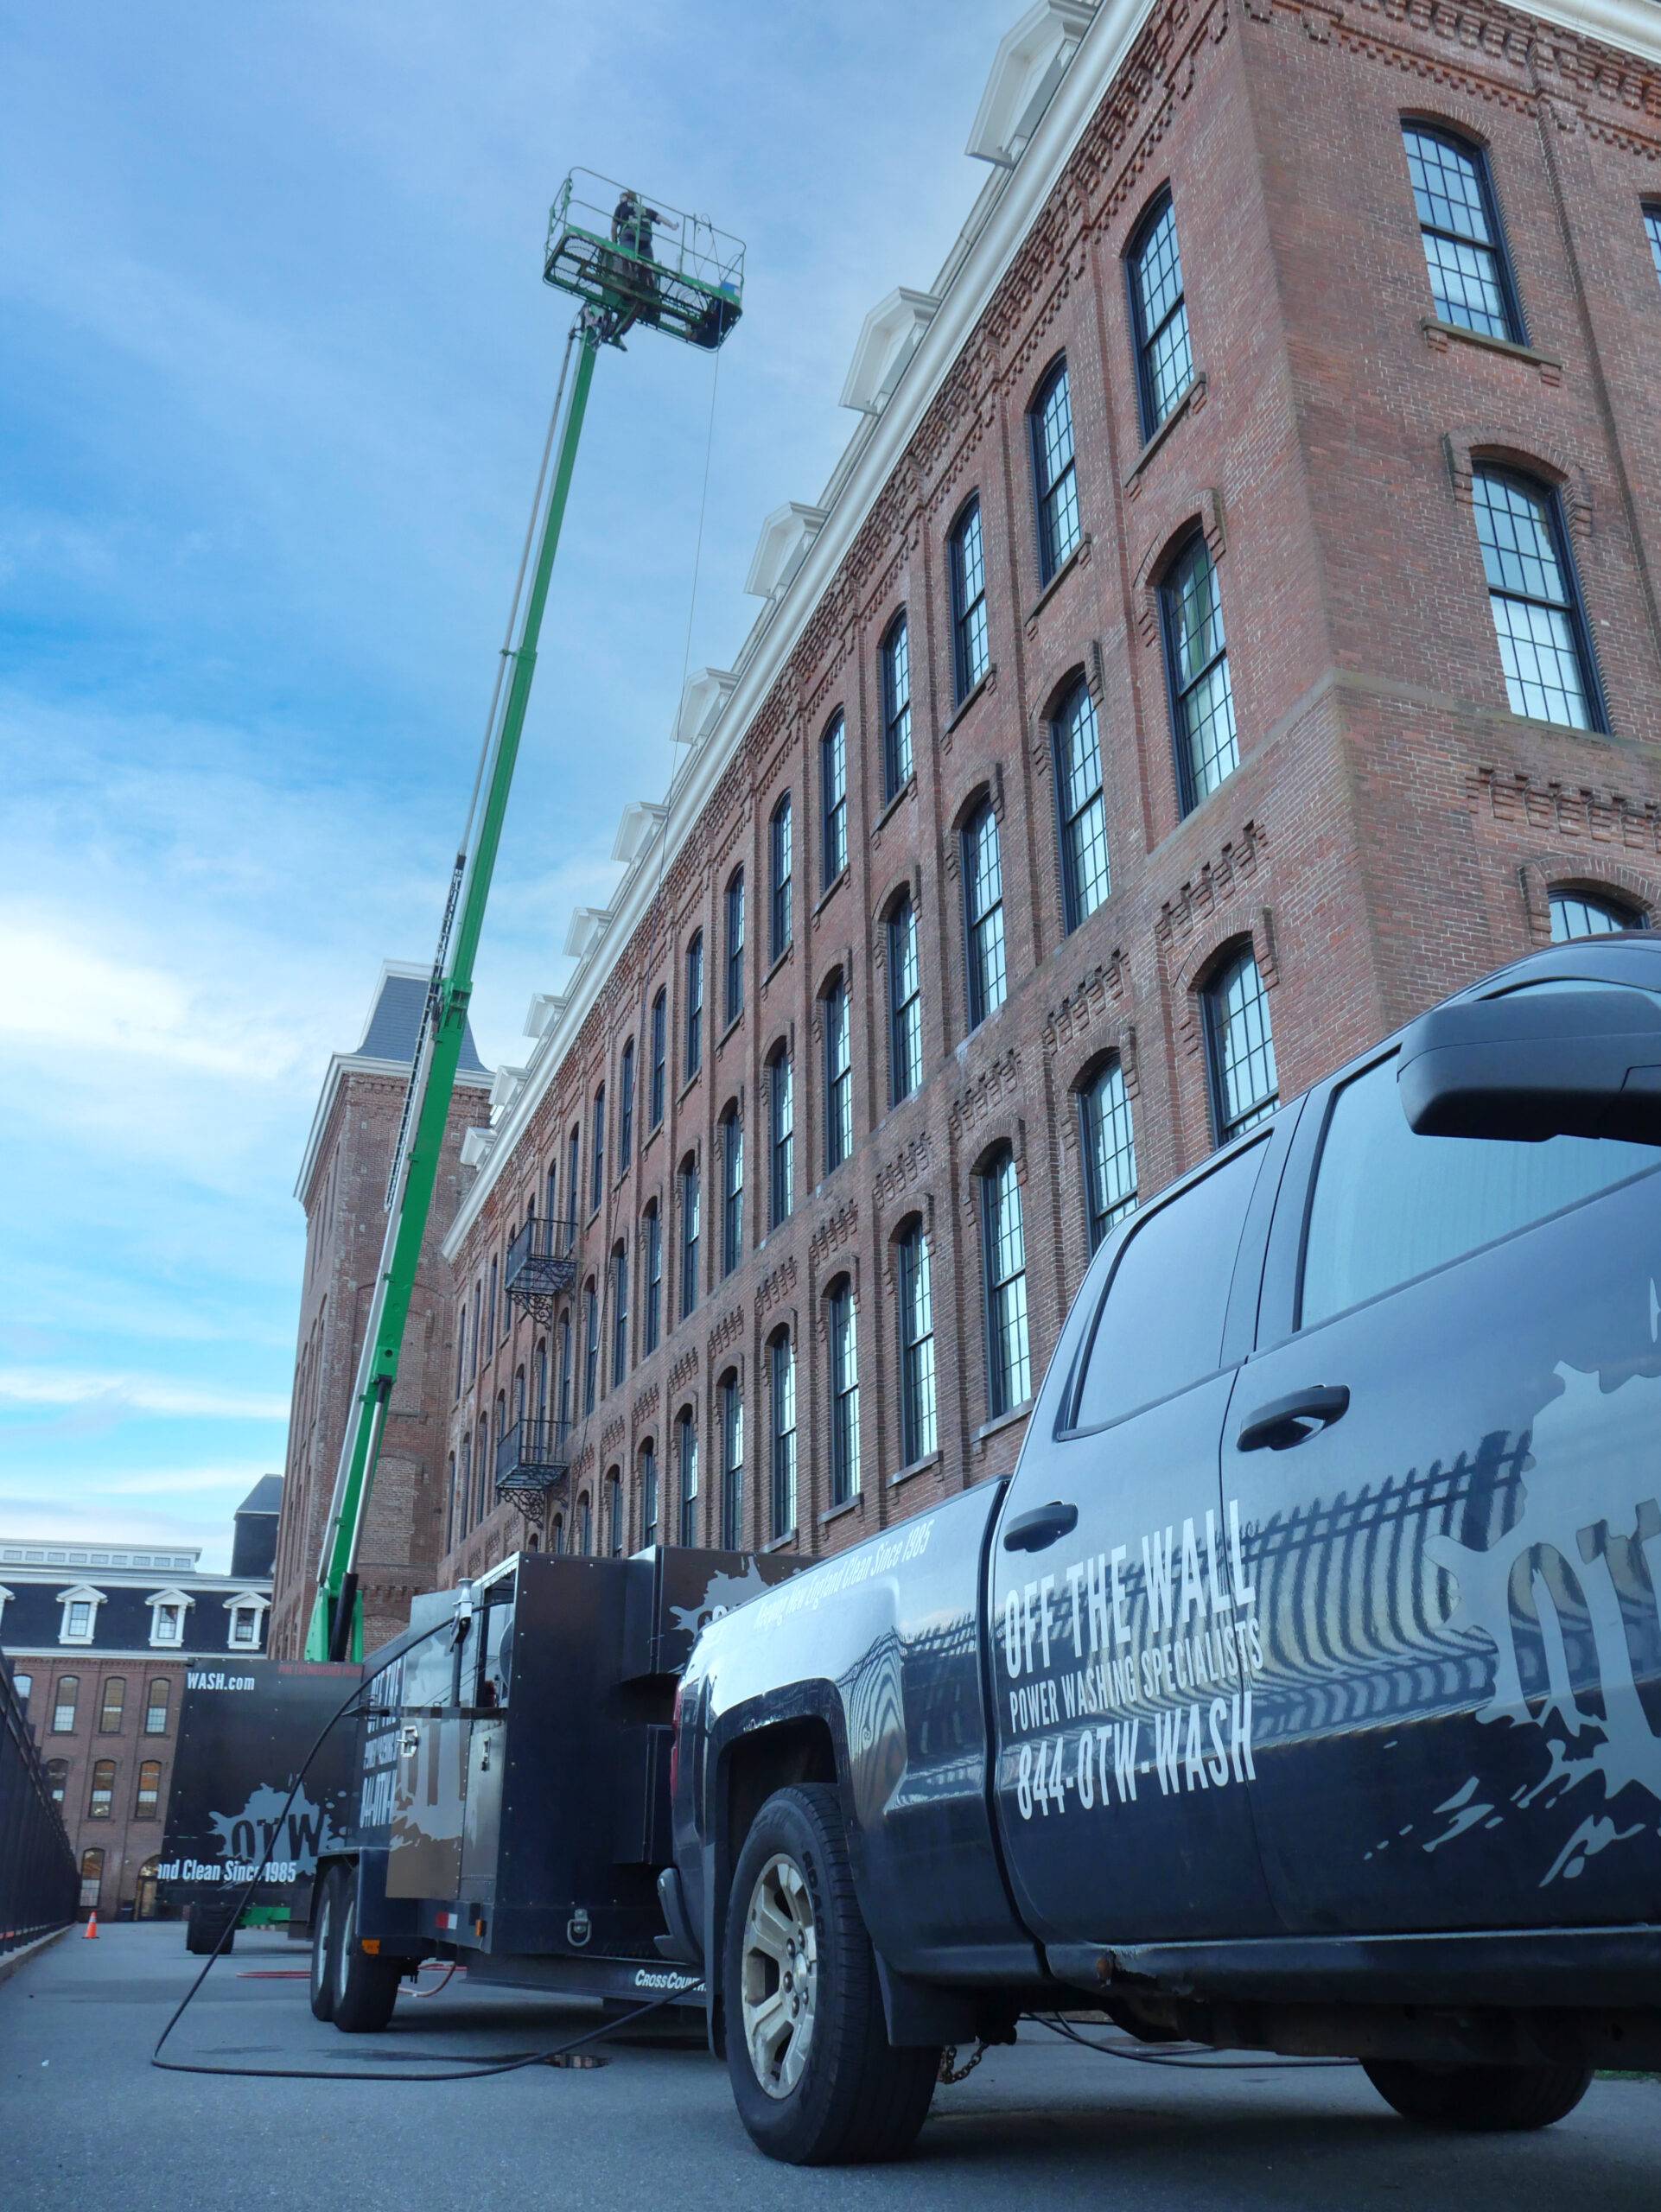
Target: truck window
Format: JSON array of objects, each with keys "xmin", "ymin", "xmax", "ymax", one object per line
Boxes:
[
  {"xmin": 1301, "ymin": 1048, "xmax": 1657, "ymax": 1329},
  {"xmin": 1070, "ymin": 1139, "xmax": 1263, "ymax": 1433}
]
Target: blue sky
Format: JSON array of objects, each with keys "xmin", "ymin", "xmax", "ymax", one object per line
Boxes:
[{"xmin": 0, "ymin": 2, "xmax": 1017, "ymax": 1567}]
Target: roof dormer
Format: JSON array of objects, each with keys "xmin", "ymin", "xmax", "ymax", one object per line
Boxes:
[
  {"xmin": 56, "ymin": 1584, "xmax": 107, "ymax": 1645},
  {"xmin": 224, "ymin": 1589, "xmax": 270, "ymax": 1651},
  {"xmin": 146, "ymin": 1588, "xmax": 194, "ymax": 1648},
  {"xmin": 966, "ymin": 1, "xmax": 1097, "ymax": 168}
]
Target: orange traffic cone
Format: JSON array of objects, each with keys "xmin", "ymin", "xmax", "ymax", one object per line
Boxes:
[{"xmin": 83, "ymin": 1911, "xmax": 98, "ymax": 1939}]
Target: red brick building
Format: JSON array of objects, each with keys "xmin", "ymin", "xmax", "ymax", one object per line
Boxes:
[
  {"xmin": 267, "ymin": 966, "xmax": 491, "ymax": 1656},
  {"xmin": 290, "ymin": 0, "xmax": 1661, "ymax": 1614}
]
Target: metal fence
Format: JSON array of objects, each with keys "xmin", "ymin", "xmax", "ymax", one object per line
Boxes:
[{"xmin": 0, "ymin": 1652, "xmax": 77, "ymax": 1954}]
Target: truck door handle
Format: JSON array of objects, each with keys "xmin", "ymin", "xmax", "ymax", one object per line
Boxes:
[
  {"xmin": 1236, "ymin": 1384, "xmax": 1350, "ymax": 1452},
  {"xmin": 1002, "ymin": 1501, "xmax": 1079, "ymax": 1553}
]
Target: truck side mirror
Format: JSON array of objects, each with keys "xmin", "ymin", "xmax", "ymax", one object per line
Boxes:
[{"xmin": 1397, "ymin": 986, "xmax": 1661, "ymax": 1145}]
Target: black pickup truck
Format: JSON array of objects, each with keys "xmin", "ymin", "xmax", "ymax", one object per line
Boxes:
[{"xmin": 664, "ymin": 935, "xmax": 1661, "ymax": 2164}]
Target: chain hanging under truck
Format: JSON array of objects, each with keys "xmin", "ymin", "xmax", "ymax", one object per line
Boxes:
[{"xmin": 307, "ymin": 174, "xmax": 745, "ymax": 1661}]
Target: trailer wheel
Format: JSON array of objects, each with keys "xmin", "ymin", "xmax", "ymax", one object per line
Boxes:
[
  {"xmin": 1363, "ymin": 2056, "xmax": 1594, "ymax": 2131},
  {"xmin": 330, "ymin": 1876, "xmax": 400, "ymax": 2034},
  {"xmin": 309, "ymin": 1865, "xmax": 342, "ymax": 2021},
  {"xmin": 723, "ymin": 1783, "xmax": 939, "ymax": 2164}
]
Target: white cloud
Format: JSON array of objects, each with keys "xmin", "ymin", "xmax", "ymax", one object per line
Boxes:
[{"xmin": 0, "ymin": 1368, "xmax": 290, "ymax": 1421}]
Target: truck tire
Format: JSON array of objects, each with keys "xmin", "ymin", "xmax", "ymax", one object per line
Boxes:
[
  {"xmin": 185, "ymin": 1899, "xmax": 237, "ymax": 1956},
  {"xmin": 309, "ymin": 1864, "xmax": 343, "ymax": 2021},
  {"xmin": 723, "ymin": 1783, "xmax": 939, "ymax": 2164},
  {"xmin": 1363, "ymin": 2056, "xmax": 1594, "ymax": 2131},
  {"xmin": 330, "ymin": 1874, "xmax": 400, "ymax": 2033}
]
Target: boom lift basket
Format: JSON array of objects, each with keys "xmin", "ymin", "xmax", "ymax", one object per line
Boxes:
[{"xmin": 544, "ymin": 170, "xmax": 744, "ymax": 350}]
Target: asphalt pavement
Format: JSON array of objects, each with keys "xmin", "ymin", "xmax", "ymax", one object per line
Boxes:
[{"xmin": 3, "ymin": 1923, "xmax": 1658, "ymax": 2212}]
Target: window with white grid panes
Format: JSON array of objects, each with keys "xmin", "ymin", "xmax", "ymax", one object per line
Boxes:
[
  {"xmin": 770, "ymin": 1332, "xmax": 797, "ymax": 1539},
  {"xmin": 951, "ymin": 499, "xmax": 990, "ymax": 702},
  {"xmin": 963, "ymin": 801, "xmax": 1007, "ymax": 1029},
  {"xmin": 1470, "ymin": 468, "xmax": 1601, "ymax": 732},
  {"xmin": 1053, "ymin": 680, "xmax": 1110, "ymax": 930},
  {"xmin": 720, "ymin": 1376, "xmax": 743, "ymax": 1550},
  {"xmin": 725, "ymin": 870, "xmax": 744, "ymax": 1026},
  {"xmin": 770, "ymin": 795, "xmax": 792, "ymax": 960},
  {"xmin": 824, "ymin": 976, "xmax": 852, "ymax": 1171},
  {"xmin": 1161, "ymin": 533, "xmax": 1238, "ymax": 811},
  {"xmin": 828, "ymin": 1280, "xmax": 861, "ymax": 1506},
  {"xmin": 888, "ymin": 895, "xmax": 922, "ymax": 1104},
  {"xmin": 1032, "ymin": 360, "xmax": 1080, "ymax": 582},
  {"xmin": 881, "ymin": 614, "xmax": 912, "ymax": 802},
  {"xmin": 1081, "ymin": 1058, "xmax": 1138, "ymax": 1250},
  {"xmin": 821, "ymin": 716, "xmax": 848, "ymax": 888},
  {"xmin": 898, "ymin": 1223, "xmax": 937, "ymax": 1467},
  {"xmin": 1130, "ymin": 194, "xmax": 1193, "ymax": 437},
  {"xmin": 768, "ymin": 1048, "xmax": 793, "ymax": 1226},
  {"xmin": 721, "ymin": 1108, "xmax": 743, "ymax": 1276},
  {"xmin": 1402, "ymin": 124, "xmax": 1522, "ymax": 343},
  {"xmin": 980, "ymin": 1152, "xmax": 1031, "ymax": 1418},
  {"xmin": 1206, "ymin": 948, "xmax": 1279, "ymax": 1142}
]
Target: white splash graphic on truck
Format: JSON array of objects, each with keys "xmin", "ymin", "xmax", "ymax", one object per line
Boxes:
[{"xmin": 1426, "ymin": 1362, "xmax": 1661, "ymax": 1882}]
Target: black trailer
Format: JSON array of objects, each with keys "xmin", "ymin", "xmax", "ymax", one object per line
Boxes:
[
  {"xmin": 158, "ymin": 1657, "xmax": 361, "ymax": 1951},
  {"xmin": 310, "ymin": 1545, "xmax": 796, "ymax": 2031}
]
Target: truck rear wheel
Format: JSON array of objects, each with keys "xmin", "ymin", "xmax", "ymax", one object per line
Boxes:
[
  {"xmin": 309, "ymin": 1865, "xmax": 342, "ymax": 2021},
  {"xmin": 1363, "ymin": 2056, "xmax": 1594, "ymax": 2131},
  {"xmin": 723, "ymin": 1783, "xmax": 939, "ymax": 2164},
  {"xmin": 330, "ymin": 1876, "xmax": 400, "ymax": 2034}
]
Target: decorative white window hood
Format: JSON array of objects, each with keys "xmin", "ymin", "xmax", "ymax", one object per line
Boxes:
[
  {"xmin": 524, "ymin": 991, "xmax": 568, "ymax": 1040},
  {"xmin": 744, "ymin": 508, "xmax": 828, "ymax": 604},
  {"xmin": 674, "ymin": 667, "xmax": 740, "ymax": 748},
  {"xmin": 611, "ymin": 801, "xmax": 670, "ymax": 864},
  {"xmin": 563, "ymin": 907, "xmax": 613, "ymax": 961},
  {"xmin": 460, "ymin": 1128, "xmax": 496, "ymax": 1170},
  {"xmin": 967, "ymin": 0, "xmax": 1098, "ymax": 168},
  {"xmin": 839, "ymin": 289, "xmax": 942, "ymax": 416},
  {"xmin": 489, "ymin": 1065, "xmax": 528, "ymax": 1114}
]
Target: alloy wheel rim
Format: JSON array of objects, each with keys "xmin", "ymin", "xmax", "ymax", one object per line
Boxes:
[
  {"xmin": 312, "ymin": 1888, "xmax": 332, "ymax": 2000},
  {"xmin": 335, "ymin": 1886, "xmax": 355, "ymax": 2006},
  {"xmin": 739, "ymin": 1852, "xmax": 818, "ymax": 2100}
]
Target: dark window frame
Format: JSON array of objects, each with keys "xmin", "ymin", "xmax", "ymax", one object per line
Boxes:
[
  {"xmin": 589, "ymin": 1083, "xmax": 606, "ymax": 1215},
  {"xmin": 618, "ymin": 1038, "xmax": 635, "ymax": 1173},
  {"xmin": 1471, "ymin": 463, "xmax": 1607, "ymax": 734},
  {"xmin": 949, "ymin": 496, "xmax": 990, "ymax": 703},
  {"xmin": 896, "ymin": 1221, "xmax": 936, "ymax": 1468},
  {"xmin": 725, "ymin": 869, "xmax": 745, "ymax": 1026},
  {"xmin": 684, "ymin": 933, "xmax": 703, "ymax": 1081},
  {"xmin": 1401, "ymin": 118, "xmax": 1524, "ymax": 346},
  {"xmin": 769, "ymin": 793, "xmax": 793, "ymax": 963},
  {"xmin": 679, "ymin": 1157, "xmax": 700, "ymax": 1320},
  {"xmin": 820, "ymin": 714, "xmax": 848, "ymax": 889},
  {"xmin": 610, "ymin": 1241, "xmax": 628, "ymax": 1388},
  {"xmin": 961, "ymin": 798, "xmax": 1007, "ymax": 1032},
  {"xmin": 888, "ymin": 893, "xmax": 921, "ymax": 1105},
  {"xmin": 720, "ymin": 1106, "xmax": 743, "ymax": 1277},
  {"xmin": 1203, "ymin": 944, "xmax": 1279, "ymax": 1145},
  {"xmin": 1051, "ymin": 677, "xmax": 1110, "ymax": 932},
  {"xmin": 824, "ymin": 972, "xmax": 852, "ymax": 1172},
  {"xmin": 1158, "ymin": 526, "xmax": 1237, "ymax": 817},
  {"xmin": 768, "ymin": 1046, "xmax": 793, "ymax": 1227},
  {"xmin": 1029, "ymin": 356, "xmax": 1080, "ymax": 583},
  {"xmin": 649, "ymin": 990, "xmax": 666, "ymax": 1127},
  {"xmin": 881, "ymin": 613, "xmax": 912, "ymax": 802},
  {"xmin": 643, "ymin": 1202, "xmax": 662, "ymax": 1354},
  {"xmin": 1126, "ymin": 188, "xmax": 1193, "ymax": 442}
]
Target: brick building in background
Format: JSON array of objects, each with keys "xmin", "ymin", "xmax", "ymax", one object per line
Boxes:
[
  {"xmin": 0, "ymin": 1480, "xmax": 278, "ymax": 1919},
  {"xmin": 266, "ymin": 965, "xmax": 491, "ymax": 1656}
]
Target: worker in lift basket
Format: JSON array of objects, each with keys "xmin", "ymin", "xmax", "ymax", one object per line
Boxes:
[{"xmin": 607, "ymin": 191, "xmax": 676, "ymax": 335}]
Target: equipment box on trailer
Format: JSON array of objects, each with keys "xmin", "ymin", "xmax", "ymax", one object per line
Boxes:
[{"xmin": 313, "ymin": 1545, "xmax": 796, "ymax": 2021}]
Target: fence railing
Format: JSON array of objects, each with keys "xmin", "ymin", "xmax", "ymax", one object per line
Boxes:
[{"xmin": 0, "ymin": 1653, "xmax": 78, "ymax": 1953}]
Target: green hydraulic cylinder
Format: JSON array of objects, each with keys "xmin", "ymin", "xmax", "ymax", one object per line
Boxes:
[{"xmin": 306, "ymin": 331, "xmax": 601, "ymax": 1663}]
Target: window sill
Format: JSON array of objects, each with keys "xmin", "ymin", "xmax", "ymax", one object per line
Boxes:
[
  {"xmin": 818, "ymin": 1493, "xmax": 863, "ymax": 1528},
  {"xmin": 975, "ymin": 1401, "xmax": 1033, "ymax": 1446},
  {"xmin": 814, "ymin": 868, "xmax": 849, "ymax": 921},
  {"xmin": 945, "ymin": 665, "xmax": 996, "ymax": 739},
  {"xmin": 1025, "ymin": 533, "xmax": 1091, "ymax": 627},
  {"xmin": 888, "ymin": 1450, "xmax": 941, "ymax": 1489},
  {"xmin": 642, "ymin": 1122, "xmax": 662, "ymax": 1159},
  {"xmin": 1123, "ymin": 371, "xmax": 1206, "ymax": 487},
  {"xmin": 719, "ymin": 1011, "xmax": 743, "ymax": 1050},
  {"xmin": 875, "ymin": 776, "xmax": 917, "ymax": 835},
  {"xmin": 676, "ymin": 1071, "xmax": 702, "ymax": 1109},
  {"xmin": 763, "ymin": 1529, "xmax": 799, "ymax": 1554},
  {"xmin": 1420, "ymin": 317, "xmax": 1561, "ymax": 380},
  {"xmin": 765, "ymin": 944, "xmax": 793, "ymax": 987}
]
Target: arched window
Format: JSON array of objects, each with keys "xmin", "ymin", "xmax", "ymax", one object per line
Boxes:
[
  {"xmin": 719, "ymin": 1373, "xmax": 743, "ymax": 1550},
  {"xmin": 768, "ymin": 1046, "xmax": 793, "ymax": 1226},
  {"xmin": 642, "ymin": 1204, "xmax": 663, "ymax": 1354},
  {"xmin": 582, "ymin": 1280, "xmax": 599, "ymax": 1414},
  {"xmin": 640, "ymin": 1440, "xmax": 659, "ymax": 1548},
  {"xmin": 881, "ymin": 613, "xmax": 912, "ymax": 802},
  {"xmin": 445, "ymin": 1451, "xmax": 457, "ymax": 1548},
  {"xmin": 565, "ymin": 1128, "xmax": 580, "ymax": 1249},
  {"xmin": 770, "ymin": 793, "xmax": 793, "ymax": 961},
  {"xmin": 769, "ymin": 1332, "xmax": 797, "ymax": 1541},
  {"xmin": 980, "ymin": 1151, "xmax": 1030, "ymax": 1418},
  {"xmin": 649, "ymin": 990, "xmax": 667, "ymax": 1127},
  {"xmin": 827, "ymin": 1279, "xmax": 861, "ymax": 1506},
  {"xmin": 135, "ymin": 1759, "xmax": 162, "ymax": 1821},
  {"xmin": 677, "ymin": 1409, "xmax": 699, "ymax": 1547},
  {"xmin": 99, "ymin": 1679, "xmax": 125, "ymax": 1734},
  {"xmin": 1550, "ymin": 888, "xmax": 1644, "ymax": 941},
  {"xmin": 821, "ymin": 715, "xmax": 848, "ymax": 887},
  {"xmin": 471, "ymin": 1279, "xmax": 482, "ymax": 1370},
  {"xmin": 457, "ymin": 1433, "xmax": 473, "ymax": 1539},
  {"xmin": 1053, "ymin": 679, "xmax": 1109, "ymax": 929},
  {"xmin": 950, "ymin": 499, "xmax": 990, "ymax": 702},
  {"xmin": 88, "ymin": 1758, "xmax": 116, "ymax": 1820},
  {"xmin": 725, "ymin": 868, "xmax": 745, "ymax": 1025},
  {"xmin": 962, "ymin": 799, "xmax": 1007, "ymax": 1029},
  {"xmin": 1031, "ymin": 359, "xmax": 1080, "ymax": 582},
  {"xmin": 1646, "ymin": 203, "xmax": 1661, "ymax": 289},
  {"xmin": 53, "ymin": 1675, "xmax": 79, "ymax": 1733},
  {"xmin": 590, "ymin": 1082, "xmax": 606, "ymax": 1214},
  {"xmin": 1205, "ymin": 946, "xmax": 1278, "ymax": 1142},
  {"xmin": 610, "ymin": 1242, "xmax": 629, "ymax": 1388},
  {"xmin": 577, "ymin": 1492, "xmax": 593, "ymax": 1555},
  {"xmin": 551, "ymin": 1512, "xmax": 566, "ymax": 1555},
  {"xmin": 680, "ymin": 1156, "xmax": 700, "ymax": 1319},
  {"xmin": 79, "ymin": 1847, "xmax": 104, "ymax": 1910},
  {"xmin": 1129, "ymin": 191, "xmax": 1192, "ymax": 438},
  {"xmin": 557, "ymin": 1310, "xmax": 573, "ymax": 1427},
  {"xmin": 1401, "ymin": 123, "xmax": 1521, "ymax": 344},
  {"xmin": 824, "ymin": 973, "xmax": 852, "ymax": 1171},
  {"xmin": 545, "ymin": 1156, "xmax": 559, "ymax": 1224},
  {"xmin": 888, "ymin": 894, "xmax": 921, "ymax": 1105},
  {"xmin": 46, "ymin": 1758, "xmax": 67, "ymax": 1807},
  {"xmin": 534, "ymin": 1338, "xmax": 548, "ymax": 1424},
  {"xmin": 1080, "ymin": 1058, "xmax": 1138, "ymax": 1249},
  {"xmin": 1470, "ymin": 468, "xmax": 1601, "ymax": 731},
  {"xmin": 455, "ymin": 1298, "xmax": 468, "ymax": 1399},
  {"xmin": 144, "ymin": 1679, "xmax": 170, "ymax": 1736},
  {"xmin": 1161, "ymin": 532, "xmax": 1237, "ymax": 811},
  {"xmin": 685, "ymin": 932, "xmax": 704, "ymax": 1079},
  {"xmin": 619, "ymin": 1038, "xmax": 635, "ymax": 1173},
  {"xmin": 897, "ymin": 1222, "xmax": 937, "ymax": 1467},
  {"xmin": 513, "ymin": 1363, "xmax": 526, "ymax": 1425},
  {"xmin": 720, "ymin": 1107, "xmax": 743, "ymax": 1277},
  {"xmin": 608, "ymin": 1466, "xmax": 623, "ymax": 1558}
]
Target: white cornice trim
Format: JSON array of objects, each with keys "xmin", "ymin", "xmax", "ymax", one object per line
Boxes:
[
  {"xmin": 295, "ymin": 1048, "xmax": 493, "ymax": 1205},
  {"xmin": 442, "ymin": 0, "xmax": 1661, "ymax": 1262}
]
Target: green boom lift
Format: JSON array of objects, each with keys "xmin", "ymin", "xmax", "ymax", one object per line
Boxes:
[{"xmin": 306, "ymin": 173, "xmax": 744, "ymax": 1662}]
